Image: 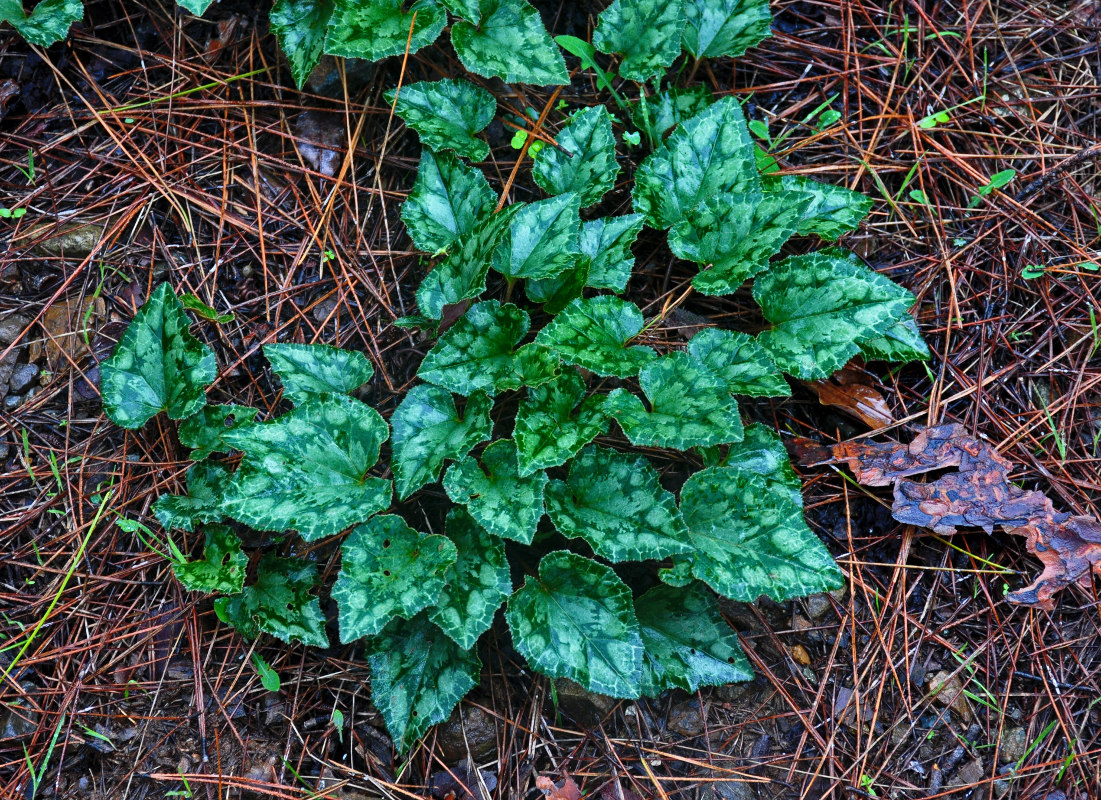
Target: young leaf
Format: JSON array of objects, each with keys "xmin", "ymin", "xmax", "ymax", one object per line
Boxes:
[
  {"xmin": 593, "ymin": 0, "xmax": 686, "ymax": 83},
  {"xmin": 506, "ymin": 551, "xmax": 643, "ymax": 698},
  {"xmin": 0, "ymin": 0, "xmax": 82, "ymax": 47},
  {"xmin": 402, "ymin": 149, "xmax": 495, "ymax": 254},
  {"xmin": 753, "ymin": 252, "xmax": 918, "ymax": 379},
  {"xmin": 264, "ymin": 343, "xmax": 374, "ymax": 406},
  {"xmin": 630, "ymin": 85, "xmax": 714, "ymax": 147},
  {"xmin": 669, "ymin": 466, "xmax": 843, "ymax": 602},
  {"xmin": 633, "ymin": 96, "xmax": 760, "ymax": 229},
  {"xmin": 682, "ymin": 0, "xmax": 772, "ymax": 60},
  {"xmin": 214, "ymin": 553, "xmax": 329, "ymax": 648},
  {"xmin": 270, "ymin": 0, "xmax": 334, "ymax": 89},
  {"xmin": 390, "ymin": 385, "xmax": 492, "ymax": 499},
  {"xmin": 450, "ymin": 0, "xmax": 569, "ymax": 86},
  {"xmin": 514, "ymin": 371, "xmax": 609, "ymax": 476},
  {"xmin": 177, "ymin": 0, "xmax": 215, "ymax": 13},
  {"xmin": 101, "ymin": 282, "xmax": 217, "ymax": 429},
  {"xmin": 764, "ymin": 175, "xmax": 872, "ymax": 241},
  {"xmin": 604, "ymin": 352, "xmax": 744, "ymax": 449},
  {"xmin": 333, "ymin": 515, "xmax": 458, "ymax": 642},
  {"xmin": 251, "ymin": 653, "xmax": 281, "ymax": 692},
  {"xmin": 429, "ymin": 508, "xmax": 512, "ymax": 647},
  {"xmin": 365, "ymin": 612, "xmax": 482, "ymax": 752},
  {"xmin": 444, "ymin": 439, "xmax": 548, "ymax": 544},
  {"xmin": 859, "ymin": 314, "xmax": 930, "ymax": 363},
  {"xmin": 153, "ymin": 462, "xmax": 232, "ymax": 533},
  {"xmin": 532, "ymin": 106, "xmax": 619, "ymax": 208},
  {"xmin": 385, "ymin": 78, "xmax": 496, "ymax": 162},
  {"xmin": 687, "ymin": 328, "xmax": 789, "ymax": 397},
  {"xmin": 524, "ymin": 264, "xmax": 589, "ymax": 313},
  {"xmin": 534, "ymin": 295, "xmax": 656, "ymax": 378},
  {"xmin": 491, "ymin": 193, "xmax": 581, "ymax": 281},
  {"xmin": 581, "ymin": 214, "xmax": 645, "ymax": 292},
  {"xmin": 544, "ymin": 445, "xmax": 691, "ymax": 562},
  {"xmin": 178, "ymin": 404, "xmax": 260, "ymax": 460},
  {"xmin": 725, "ymin": 423, "xmax": 802, "ymax": 506},
  {"xmin": 172, "ymin": 524, "xmax": 248, "ymax": 595},
  {"xmin": 669, "ymin": 191, "xmax": 811, "ymax": 295},
  {"xmin": 325, "ymin": 0, "xmax": 446, "ymax": 63},
  {"xmin": 218, "ymin": 394, "xmax": 392, "ymax": 540}
]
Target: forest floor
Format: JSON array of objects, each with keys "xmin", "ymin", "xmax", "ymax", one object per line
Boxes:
[{"xmin": 2, "ymin": 0, "xmax": 1101, "ymax": 798}]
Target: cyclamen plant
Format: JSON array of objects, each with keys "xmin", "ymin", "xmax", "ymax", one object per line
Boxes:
[{"xmin": 98, "ymin": 0, "xmax": 929, "ymax": 751}]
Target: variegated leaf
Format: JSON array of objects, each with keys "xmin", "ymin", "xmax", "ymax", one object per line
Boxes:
[
  {"xmin": 178, "ymin": 404, "xmax": 260, "ymax": 460},
  {"xmin": 402, "ymin": 149, "xmax": 495, "ymax": 254},
  {"xmin": 450, "ymin": 0, "xmax": 568, "ymax": 85},
  {"xmin": 264, "ymin": 343, "xmax": 374, "ymax": 406},
  {"xmin": 325, "ymin": 0, "xmax": 446, "ymax": 63},
  {"xmin": 532, "ymin": 106, "xmax": 618, "ymax": 208},
  {"xmin": 214, "ymin": 553, "xmax": 328, "ymax": 647},
  {"xmin": 534, "ymin": 295, "xmax": 656, "ymax": 378},
  {"xmin": 491, "ymin": 193, "xmax": 581, "ymax": 281},
  {"xmin": 153, "ymin": 461, "xmax": 231, "ymax": 532},
  {"xmin": 593, "ymin": 0, "xmax": 686, "ymax": 83},
  {"xmin": 686, "ymin": 328, "xmax": 789, "ymax": 397},
  {"xmin": 444, "ymin": 439, "xmax": 547, "ymax": 544},
  {"xmin": 514, "ymin": 371, "xmax": 609, "ymax": 476},
  {"xmin": 172, "ymin": 524, "xmax": 248, "ymax": 595},
  {"xmin": 385, "ymin": 78, "xmax": 496, "ymax": 162},
  {"xmin": 682, "ymin": 0, "xmax": 772, "ymax": 60}
]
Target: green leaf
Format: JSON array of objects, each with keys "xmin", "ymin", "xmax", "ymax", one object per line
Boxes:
[
  {"xmin": 214, "ymin": 553, "xmax": 329, "ymax": 647},
  {"xmin": 669, "ymin": 191, "xmax": 811, "ymax": 295},
  {"xmin": 252, "ymin": 652, "xmax": 281, "ymax": 692},
  {"xmin": 593, "ymin": 0, "xmax": 686, "ymax": 83},
  {"xmin": 682, "ymin": 0, "xmax": 771, "ymax": 59},
  {"xmin": 325, "ymin": 0, "xmax": 446, "ymax": 62},
  {"xmin": 507, "ymin": 551, "xmax": 642, "ymax": 697},
  {"xmin": 179, "ymin": 293, "xmax": 234, "ymax": 324},
  {"xmin": 491, "ymin": 193, "xmax": 581, "ymax": 280},
  {"xmin": 753, "ymin": 252, "xmax": 918, "ymax": 379},
  {"xmin": 687, "ymin": 328, "xmax": 789, "ymax": 397},
  {"xmin": 524, "ymin": 264, "xmax": 589, "ymax": 313},
  {"xmin": 670, "ymin": 466, "xmax": 843, "ymax": 602},
  {"xmin": 417, "ymin": 204, "xmax": 520, "ymax": 319},
  {"xmin": 439, "ymin": 0, "xmax": 480, "ymax": 20},
  {"xmin": 859, "ymin": 314, "xmax": 930, "ymax": 363},
  {"xmin": 365, "ymin": 612, "xmax": 481, "ymax": 752},
  {"xmin": 264, "ymin": 343, "xmax": 374, "ymax": 406},
  {"xmin": 218, "ymin": 394, "xmax": 392, "ymax": 540},
  {"xmin": 725, "ymin": 423, "xmax": 802, "ymax": 506},
  {"xmin": 153, "ymin": 462, "xmax": 231, "ymax": 533},
  {"xmin": 544, "ymin": 445, "xmax": 691, "ymax": 562},
  {"xmin": 532, "ymin": 106, "xmax": 618, "ymax": 208},
  {"xmin": 535, "ymin": 296, "xmax": 656, "ymax": 378},
  {"xmin": 333, "ymin": 515, "xmax": 457, "ymax": 642},
  {"xmin": 418, "ymin": 301, "xmax": 535, "ymax": 396},
  {"xmin": 390, "ymin": 384, "xmax": 492, "ymax": 499},
  {"xmin": 766, "ymin": 175, "xmax": 872, "ymax": 241},
  {"xmin": 444, "ymin": 439, "xmax": 547, "ymax": 544},
  {"xmin": 633, "ymin": 97, "xmax": 760, "ymax": 229},
  {"xmin": 635, "ymin": 583, "xmax": 752, "ymax": 695},
  {"xmin": 514, "ymin": 371, "xmax": 609, "ymax": 476},
  {"xmin": 451, "ymin": 0, "xmax": 568, "ymax": 86},
  {"xmin": 101, "ymin": 283, "xmax": 217, "ymax": 429},
  {"xmin": 630, "ymin": 84, "xmax": 714, "ymax": 147},
  {"xmin": 172, "ymin": 524, "xmax": 248, "ymax": 595},
  {"xmin": 581, "ymin": 214, "xmax": 645, "ymax": 292},
  {"xmin": 429, "ymin": 508, "xmax": 512, "ymax": 647},
  {"xmin": 177, "ymin": 0, "xmax": 215, "ymax": 13},
  {"xmin": 0, "ymin": 0, "xmax": 81, "ymax": 46},
  {"xmin": 604, "ymin": 352, "xmax": 744, "ymax": 449},
  {"xmin": 385, "ymin": 78, "xmax": 496, "ymax": 162},
  {"xmin": 178, "ymin": 404, "xmax": 260, "ymax": 460},
  {"xmin": 402, "ymin": 149, "xmax": 495, "ymax": 254},
  {"xmin": 270, "ymin": 0, "xmax": 335, "ymax": 89}
]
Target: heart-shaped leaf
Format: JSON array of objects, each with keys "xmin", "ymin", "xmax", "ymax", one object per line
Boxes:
[
  {"xmin": 593, "ymin": 0, "xmax": 686, "ymax": 83},
  {"xmin": 214, "ymin": 553, "xmax": 328, "ymax": 647},
  {"xmin": 172, "ymin": 524, "xmax": 248, "ymax": 595},
  {"xmin": 686, "ymin": 328, "xmax": 789, "ymax": 397},
  {"xmin": 444, "ymin": 439, "xmax": 548, "ymax": 544},
  {"xmin": 264, "ymin": 343, "xmax": 374, "ymax": 406},
  {"xmin": 402, "ymin": 149, "xmax": 495, "ymax": 254},
  {"xmin": 270, "ymin": 0, "xmax": 334, "ymax": 89},
  {"xmin": 333, "ymin": 514, "xmax": 458, "ymax": 642},
  {"xmin": 725, "ymin": 423, "xmax": 802, "ymax": 506},
  {"xmin": 682, "ymin": 0, "xmax": 772, "ymax": 60},
  {"xmin": 507, "ymin": 551, "xmax": 643, "ymax": 697},
  {"xmin": 451, "ymin": 0, "xmax": 568, "ymax": 85},
  {"xmin": 1, "ymin": 0, "xmax": 82, "ymax": 47},
  {"xmin": 385, "ymin": 78, "xmax": 496, "ymax": 162},
  {"xmin": 535, "ymin": 296, "xmax": 656, "ymax": 377},
  {"xmin": 859, "ymin": 314, "xmax": 930, "ymax": 363},
  {"xmin": 532, "ymin": 106, "xmax": 619, "ymax": 208},
  {"xmin": 178, "ymin": 404, "xmax": 260, "ymax": 460},
  {"xmin": 544, "ymin": 444, "xmax": 691, "ymax": 562},
  {"xmin": 491, "ymin": 193, "xmax": 581, "ymax": 281},
  {"xmin": 581, "ymin": 214, "xmax": 645, "ymax": 292},
  {"xmin": 153, "ymin": 462, "xmax": 231, "ymax": 532},
  {"xmin": 391, "ymin": 385, "xmax": 493, "ymax": 499},
  {"xmin": 514, "ymin": 371, "xmax": 609, "ymax": 476},
  {"xmin": 764, "ymin": 174, "xmax": 872, "ymax": 241},
  {"xmin": 101, "ymin": 282, "xmax": 217, "ymax": 429},
  {"xmin": 630, "ymin": 85, "xmax": 714, "ymax": 147},
  {"xmin": 326, "ymin": 0, "xmax": 446, "ymax": 63},
  {"xmin": 418, "ymin": 301, "xmax": 534, "ymax": 396}
]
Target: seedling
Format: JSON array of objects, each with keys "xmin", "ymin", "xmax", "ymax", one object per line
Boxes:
[{"xmin": 968, "ymin": 168, "xmax": 1016, "ymax": 208}]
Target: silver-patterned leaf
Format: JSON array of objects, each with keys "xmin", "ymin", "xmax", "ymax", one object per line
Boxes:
[
  {"xmin": 532, "ymin": 106, "xmax": 618, "ymax": 208},
  {"xmin": 264, "ymin": 343, "xmax": 374, "ymax": 406},
  {"xmin": 491, "ymin": 193, "xmax": 581, "ymax": 281},
  {"xmin": 214, "ymin": 553, "xmax": 328, "ymax": 647},
  {"xmin": 325, "ymin": 0, "xmax": 446, "ymax": 63},
  {"xmin": 172, "ymin": 524, "xmax": 248, "ymax": 595},
  {"xmin": 593, "ymin": 0, "xmax": 686, "ymax": 83},
  {"xmin": 384, "ymin": 78, "xmax": 496, "ymax": 162},
  {"xmin": 178, "ymin": 404, "xmax": 260, "ymax": 460},
  {"xmin": 686, "ymin": 328, "xmax": 789, "ymax": 397},
  {"xmin": 534, "ymin": 295, "xmax": 656, "ymax": 378},
  {"xmin": 153, "ymin": 461, "xmax": 232, "ymax": 533},
  {"xmin": 513, "ymin": 371, "xmax": 609, "ymax": 476},
  {"xmin": 401, "ymin": 149, "xmax": 495, "ymax": 254},
  {"xmin": 682, "ymin": 0, "xmax": 771, "ymax": 60},
  {"xmin": 450, "ymin": 0, "xmax": 568, "ymax": 85},
  {"xmin": 444, "ymin": 439, "xmax": 547, "ymax": 544}
]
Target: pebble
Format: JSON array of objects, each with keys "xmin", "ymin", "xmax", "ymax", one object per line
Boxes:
[
  {"xmin": 436, "ymin": 704, "xmax": 498, "ymax": 761},
  {"xmin": 927, "ymin": 670, "xmax": 973, "ymax": 721},
  {"xmin": 0, "ymin": 313, "xmax": 29, "ymax": 343},
  {"xmin": 952, "ymin": 757, "xmax": 984, "ymax": 786},
  {"xmin": 999, "ymin": 726, "xmax": 1027, "ymax": 764},
  {"xmin": 667, "ymin": 698, "xmax": 706, "ymax": 737},
  {"xmin": 8, "ymin": 363, "xmax": 37, "ymax": 393}
]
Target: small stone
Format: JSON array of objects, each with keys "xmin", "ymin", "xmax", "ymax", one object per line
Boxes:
[
  {"xmin": 8, "ymin": 363, "xmax": 37, "ymax": 393},
  {"xmin": 993, "ymin": 778, "xmax": 1011, "ymax": 797},
  {"xmin": 999, "ymin": 727, "xmax": 1027, "ymax": 764},
  {"xmin": 804, "ymin": 593, "xmax": 833, "ymax": 620},
  {"xmin": 25, "ymin": 222, "xmax": 105, "ymax": 257},
  {"xmin": 927, "ymin": 670, "xmax": 973, "ymax": 722},
  {"xmin": 436, "ymin": 704, "xmax": 498, "ymax": 761},
  {"xmin": 553, "ymin": 678, "xmax": 616, "ymax": 728},
  {"xmin": 952, "ymin": 757, "xmax": 984, "ymax": 787},
  {"xmin": 0, "ymin": 314, "xmax": 29, "ymax": 343},
  {"xmin": 1, "ymin": 705, "xmax": 38, "ymax": 739},
  {"xmin": 790, "ymin": 645, "xmax": 811, "ymax": 666},
  {"xmin": 699, "ymin": 779, "xmax": 757, "ymax": 800},
  {"xmin": 667, "ymin": 698, "xmax": 706, "ymax": 737}
]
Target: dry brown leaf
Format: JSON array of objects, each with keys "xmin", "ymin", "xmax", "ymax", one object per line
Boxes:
[
  {"xmin": 28, "ymin": 294, "xmax": 105, "ymax": 371},
  {"xmin": 806, "ymin": 367, "xmax": 895, "ymax": 429},
  {"xmin": 798, "ymin": 423, "xmax": 1101, "ymax": 610},
  {"xmin": 536, "ymin": 773, "xmax": 583, "ymax": 800}
]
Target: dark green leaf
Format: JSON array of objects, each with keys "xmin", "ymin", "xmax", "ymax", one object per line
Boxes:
[
  {"xmin": 725, "ymin": 423, "xmax": 802, "ymax": 506},
  {"xmin": 491, "ymin": 193, "xmax": 581, "ymax": 281},
  {"xmin": 264, "ymin": 343, "xmax": 374, "ymax": 406},
  {"xmin": 325, "ymin": 0, "xmax": 446, "ymax": 62},
  {"xmin": 593, "ymin": 0, "xmax": 686, "ymax": 83},
  {"xmin": 214, "ymin": 553, "xmax": 329, "ymax": 647},
  {"xmin": 172, "ymin": 524, "xmax": 248, "ymax": 595},
  {"xmin": 365, "ymin": 612, "xmax": 481, "ymax": 752},
  {"xmin": 429, "ymin": 508, "xmax": 511, "ymax": 647},
  {"xmin": 0, "ymin": 0, "xmax": 81, "ymax": 46},
  {"xmin": 581, "ymin": 214, "xmax": 644, "ymax": 292},
  {"xmin": 532, "ymin": 106, "xmax": 618, "ymax": 208},
  {"xmin": 101, "ymin": 283, "xmax": 217, "ymax": 429},
  {"xmin": 444, "ymin": 439, "xmax": 547, "ymax": 544},
  {"xmin": 630, "ymin": 85, "xmax": 714, "ymax": 147},
  {"xmin": 270, "ymin": 0, "xmax": 334, "ymax": 89},
  {"xmin": 604, "ymin": 352, "xmax": 743, "ymax": 449},
  {"xmin": 534, "ymin": 296, "xmax": 656, "ymax": 377},
  {"xmin": 439, "ymin": 0, "xmax": 480, "ymax": 20},
  {"xmin": 633, "ymin": 96, "xmax": 760, "ymax": 229},
  {"xmin": 544, "ymin": 445, "xmax": 691, "ymax": 562},
  {"xmin": 178, "ymin": 404, "xmax": 260, "ymax": 460},
  {"xmin": 418, "ymin": 300, "xmax": 533, "ymax": 396},
  {"xmin": 765, "ymin": 175, "xmax": 872, "ymax": 241},
  {"xmin": 682, "ymin": 0, "xmax": 771, "ymax": 59},
  {"xmin": 686, "ymin": 327, "xmax": 789, "ymax": 397},
  {"xmin": 451, "ymin": 0, "xmax": 568, "ymax": 85},
  {"xmin": 507, "ymin": 551, "xmax": 642, "ymax": 697},
  {"xmin": 385, "ymin": 78, "xmax": 496, "ymax": 162},
  {"xmin": 635, "ymin": 583, "xmax": 752, "ymax": 695},
  {"xmin": 153, "ymin": 462, "xmax": 231, "ymax": 532},
  {"xmin": 753, "ymin": 252, "xmax": 918, "ymax": 379},
  {"xmin": 402, "ymin": 149, "xmax": 495, "ymax": 254},
  {"xmin": 219, "ymin": 394, "xmax": 392, "ymax": 540},
  {"xmin": 333, "ymin": 515, "xmax": 457, "ymax": 641},
  {"xmin": 524, "ymin": 264, "xmax": 589, "ymax": 313},
  {"xmin": 514, "ymin": 371, "xmax": 609, "ymax": 476},
  {"xmin": 390, "ymin": 384, "xmax": 492, "ymax": 499},
  {"xmin": 858, "ymin": 314, "xmax": 930, "ymax": 363}
]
